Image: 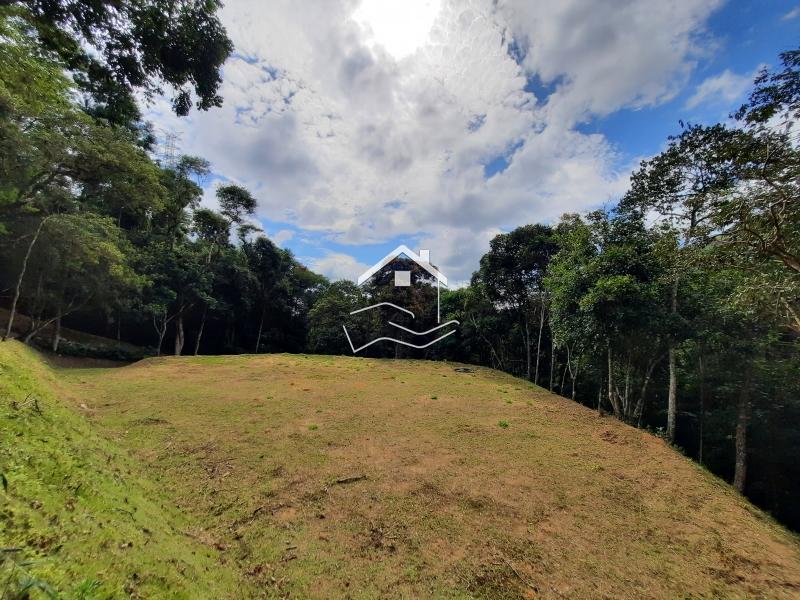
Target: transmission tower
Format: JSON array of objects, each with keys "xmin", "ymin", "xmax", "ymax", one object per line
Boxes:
[{"xmin": 157, "ymin": 129, "xmax": 182, "ymax": 168}]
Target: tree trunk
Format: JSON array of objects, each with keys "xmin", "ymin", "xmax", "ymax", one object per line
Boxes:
[
  {"xmin": 733, "ymin": 366, "xmax": 752, "ymax": 494},
  {"xmin": 470, "ymin": 315, "xmax": 502, "ymax": 370},
  {"xmin": 571, "ymin": 367, "xmax": 578, "ymax": 400},
  {"xmin": 524, "ymin": 316, "xmax": 531, "ymax": 381},
  {"xmin": 51, "ymin": 314, "xmax": 61, "ymax": 352},
  {"xmin": 4, "ymin": 217, "xmax": 49, "ymax": 341},
  {"xmin": 534, "ymin": 302, "xmax": 544, "ymax": 385},
  {"xmin": 157, "ymin": 324, "xmax": 167, "ymax": 357},
  {"xmin": 667, "ymin": 279, "xmax": 678, "ymax": 443},
  {"xmin": 783, "ymin": 299, "xmax": 800, "ymax": 334},
  {"xmin": 565, "ymin": 343, "xmax": 577, "ymax": 400},
  {"xmin": 622, "ymin": 358, "xmax": 631, "ymax": 418},
  {"xmin": 549, "ymin": 339, "xmax": 556, "ymax": 392},
  {"xmin": 607, "ymin": 341, "xmax": 615, "ymax": 416},
  {"xmin": 255, "ymin": 304, "xmax": 266, "ymax": 353},
  {"xmin": 194, "ymin": 305, "xmax": 208, "ymax": 356},
  {"xmin": 667, "ymin": 345, "xmax": 677, "ymax": 441},
  {"xmin": 597, "ymin": 381, "xmax": 603, "ymax": 413},
  {"xmin": 153, "ymin": 311, "xmax": 170, "ymax": 357},
  {"xmin": 698, "ymin": 353, "xmax": 706, "ymax": 465},
  {"xmin": 174, "ymin": 311, "xmax": 185, "ymax": 355},
  {"xmin": 634, "ymin": 354, "xmax": 662, "ymax": 428},
  {"xmin": 26, "ymin": 270, "xmax": 45, "ymax": 340},
  {"xmin": 23, "ymin": 300, "xmax": 82, "ymax": 346}
]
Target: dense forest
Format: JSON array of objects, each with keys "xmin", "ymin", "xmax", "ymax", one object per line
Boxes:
[{"xmin": 1, "ymin": 1, "xmax": 798, "ymax": 532}]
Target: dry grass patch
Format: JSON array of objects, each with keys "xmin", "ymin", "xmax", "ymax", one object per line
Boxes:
[{"xmin": 55, "ymin": 353, "xmax": 800, "ymax": 599}]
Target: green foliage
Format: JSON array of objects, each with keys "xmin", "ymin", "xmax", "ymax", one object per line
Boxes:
[
  {"xmin": 7, "ymin": 0, "xmax": 232, "ymax": 122},
  {"xmin": 475, "ymin": 224, "xmax": 556, "ymax": 308},
  {"xmin": 50, "ymin": 338, "xmax": 153, "ymax": 362},
  {"xmin": 193, "ymin": 208, "xmax": 230, "ymax": 248},
  {"xmin": 216, "ymin": 184, "xmax": 257, "ymax": 225},
  {"xmin": 0, "ymin": 10, "xmax": 166, "ymax": 232},
  {"xmin": 308, "ymin": 281, "xmax": 368, "ymax": 354},
  {"xmin": 0, "ymin": 342, "xmax": 239, "ymax": 597},
  {"xmin": 736, "ymin": 49, "xmax": 800, "ymax": 126},
  {"xmin": 471, "ymin": 224, "xmax": 557, "ymax": 380}
]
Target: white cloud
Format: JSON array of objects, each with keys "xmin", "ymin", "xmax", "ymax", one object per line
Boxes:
[
  {"xmin": 309, "ymin": 252, "xmax": 370, "ymax": 282},
  {"xmin": 146, "ymin": 0, "xmax": 722, "ymax": 280},
  {"xmin": 685, "ymin": 68, "xmax": 754, "ymax": 110},
  {"xmin": 271, "ymin": 229, "xmax": 295, "ymax": 246},
  {"xmin": 499, "ymin": 0, "xmax": 721, "ymax": 126},
  {"xmin": 782, "ymin": 7, "xmax": 800, "ymax": 20}
]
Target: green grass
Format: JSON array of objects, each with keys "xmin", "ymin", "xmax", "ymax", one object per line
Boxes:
[
  {"xmin": 3, "ymin": 344, "xmax": 800, "ymax": 598},
  {"xmin": 0, "ymin": 342, "xmax": 238, "ymax": 599}
]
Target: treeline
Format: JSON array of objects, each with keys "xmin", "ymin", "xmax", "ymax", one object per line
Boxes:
[
  {"xmin": 0, "ymin": 3, "xmax": 324, "ymax": 358},
  {"xmin": 308, "ymin": 51, "xmax": 800, "ymax": 530}
]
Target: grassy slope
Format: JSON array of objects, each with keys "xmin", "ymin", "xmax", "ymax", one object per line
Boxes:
[
  {"xmin": 0, "ymin": 341, "xmax": 237, "ymax": 599},
  {"xmin": 49, "ymin": 352, "xmax": 800, "ymax": 599}
]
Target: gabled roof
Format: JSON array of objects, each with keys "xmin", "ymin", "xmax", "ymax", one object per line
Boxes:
[{"xmin": 357, "ymin": 244, "xmax": 448, "ymax": 286}]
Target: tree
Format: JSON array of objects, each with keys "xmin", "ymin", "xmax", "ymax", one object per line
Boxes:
[
  {"xmin": 245, "ymin": 237, "xmax": 291, "ymax": 353},
  {"xmin": 156, "ymin": 155, "xmax": 209, "ymax": 243},
  {"xmin": 2, "ymin": 0, "xmax": 232, "ymax": 123},
  {"xmin": 216, "ymin": 184, "xmax": 257, "ymax": 228},
  {"xmin": 1, "ymin": 12, "xmax": 165, "ymax": 339},
  {"xmin": 308, "ymin": 281, "xmax": 365, "ymax": 355},
  {"xmin": 139, "ymin": 239, "xmax": 210, "ymax": 355},
  {"xmin": 15, "ymin": 213, "xmax": 141, "ymax": 345},
  {"xmin": 621, "ymin": 123, "xmax": 748, "ymax": 442},
  {"xmin": 474, "ymin": 224, "xmax": 556, "ymax": 382},
  {"xmin": 736, "ymin": 49, "xmax": 800, "ymax": 128},
  {"xmin": 546, "ymin": 215, "xmax": 596, "ymax": 400},
  {"xmin": 189, "ymin": 208, "xmax": 229, "ymax": 353},
  {"xmin": 546, "ymin": 212, "xmax": 670, "ymax": 421}
]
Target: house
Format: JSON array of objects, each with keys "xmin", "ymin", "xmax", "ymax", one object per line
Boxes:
[{"xmin": 356, "ymin": 245, "xmax": 448, "ymax": 322}]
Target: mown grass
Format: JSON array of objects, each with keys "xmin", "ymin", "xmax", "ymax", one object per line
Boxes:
[
  {"xmin": 3, "ymin": 345, "xmax": 800, "ymax": 598},
  {"xmin": 0, "ymin": 341, "xmax": 239, "ymax": 598},
  {"xmin": 61, "ymin": 353, "xmax": 800, "ymax": 599}
]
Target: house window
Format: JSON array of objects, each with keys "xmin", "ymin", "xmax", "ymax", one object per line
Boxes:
[{"xmin": 394, "ymin": 270, "xmax": 411, "ymax": 287}]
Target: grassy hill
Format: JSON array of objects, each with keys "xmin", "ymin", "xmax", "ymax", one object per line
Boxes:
[
  {"xmin": 0, "ymin": 341, "xmax": 237, "ymax": 598},
  {"xmin": 2, "ymin": 342, "xmax": 800, "ymax": 598}
]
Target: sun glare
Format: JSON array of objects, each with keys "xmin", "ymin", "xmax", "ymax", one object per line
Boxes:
[{"xmin": 352, "ymin": 0, "xmax": 441, "ymax": 60}]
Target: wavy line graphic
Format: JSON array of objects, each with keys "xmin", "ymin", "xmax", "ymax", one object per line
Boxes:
[
  {"xmin": 342, "ymin": 325, "xmax": 456, "ymax": 354},
  {"xmin": 388, "ymin": 320, "xmax": 460, "ymax": 336},
  {"xmin": 349, "ymin": 302, "xmax": 415, "ymax": 318}
]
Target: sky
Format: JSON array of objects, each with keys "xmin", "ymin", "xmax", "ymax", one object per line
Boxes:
[{"xmin": 146, "ymin": 0, "xmax": 800, "ymax": 285}]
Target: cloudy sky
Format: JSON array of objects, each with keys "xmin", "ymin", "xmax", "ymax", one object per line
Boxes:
[{"xmin": 147, "ymin": 0, "xmax": 799, "ymax": 284}]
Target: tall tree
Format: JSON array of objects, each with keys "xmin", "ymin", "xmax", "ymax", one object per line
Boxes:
[
  {"xmin": 546, "ymin": 211, "xmax": 670, "ymax": 420},
  {"xmin": 474, "ymin": 224, "xmax": 556, "ymax": 382}
]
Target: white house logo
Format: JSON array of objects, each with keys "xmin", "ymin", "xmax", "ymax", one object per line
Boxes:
[{"xmin": 342, "ymin": 245, "xmax": 459, "ymax": 353}]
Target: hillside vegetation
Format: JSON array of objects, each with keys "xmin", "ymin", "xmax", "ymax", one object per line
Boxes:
[
  {"xmin": 2, "ymin": 344, "xmax": 798, "ymax": 598},
  {"xmin": 0, "ymin": 342, "xmax": 237, "ymax": 598}
]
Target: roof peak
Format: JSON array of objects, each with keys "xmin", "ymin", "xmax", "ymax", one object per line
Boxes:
[{"xmin": 357, "ymin": 244, "xmax": 448, "ymax": 286}]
